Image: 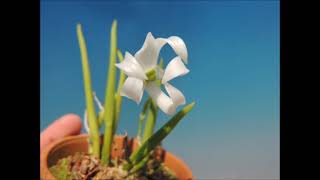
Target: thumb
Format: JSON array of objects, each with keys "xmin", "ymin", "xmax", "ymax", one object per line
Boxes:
[{"xmin": 40, "ymin": 114, "xmax": 82, "ymax": 151}]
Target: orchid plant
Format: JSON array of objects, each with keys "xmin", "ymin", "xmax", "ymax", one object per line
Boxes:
[{"xmin": 76, "ymin": 20, "xmax": 195, "ymax": 173}]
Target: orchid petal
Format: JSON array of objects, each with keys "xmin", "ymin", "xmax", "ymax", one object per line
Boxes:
[
  {"xmin": 115, "ymin": 52, "xmax": 147, "ymax": 80},
  {"xmin": 162, "ymin": 56, "xmax": 190, "ymax": 83},
  {"xmin": 121, "ymin": 77, "xmax": 145, "ymax": 104},
  {"xmin": 135, "ymin": 33, "xmax": 162, "ymax": 71},
  {"xmin": 145, "ymin": 82, "xmax": 176, "ymax": 115},
  {"xmin": 157, "ymin": 36, "xmax": 188, "ymax": 63},
  {"xmin": 164, "ymin": 83, "xmax": 186, "ymax": 107}
]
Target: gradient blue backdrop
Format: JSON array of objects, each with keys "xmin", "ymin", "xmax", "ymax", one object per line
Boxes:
[{"xmin": 41, "ymin": 0, "xmax": 279, "ymax": 179}]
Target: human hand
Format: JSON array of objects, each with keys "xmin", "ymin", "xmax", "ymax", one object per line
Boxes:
[{"xmin": 40, "ymin": 114, "xmax": 82, "ymax": 151}]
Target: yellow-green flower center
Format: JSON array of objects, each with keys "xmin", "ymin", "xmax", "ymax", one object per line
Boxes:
[{"xmin": 146, "ymin": 69, "xmax": 157, "ymax": 81}]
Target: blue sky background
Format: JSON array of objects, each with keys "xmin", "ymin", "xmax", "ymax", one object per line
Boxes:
[{"xmin": 41, "ymin": 0, "xmax": 279, "ymax": 179}]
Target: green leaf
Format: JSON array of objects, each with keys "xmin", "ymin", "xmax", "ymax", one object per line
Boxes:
[
  {"xmin": 128, "ymin": 153, "xmax": 150, "ymax": 174},
  {"xmin": 98, "ymin": 110, "xmax": 105, "ymax": 127},
  {"xmin": 76, "ymin": 24, "xmax": 100, "ymax": 157},
  {"xmin": 125, "ymin": 102, "xmax": 195, "ymax": 170},
  {"xmin": 101, "ymin": 20, "xmax": 118, "ymax": 164},
  {"xmin": 113, "ymin": 49, "xmax": 126, "ymax": 134}
]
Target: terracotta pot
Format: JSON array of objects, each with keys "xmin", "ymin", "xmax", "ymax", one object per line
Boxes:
[{"xmin": 41, "ymin": 134, "xmax": 194, "ymax": 180}]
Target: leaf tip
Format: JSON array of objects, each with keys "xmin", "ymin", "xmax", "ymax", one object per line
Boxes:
[
  {"xmin": 184, "ymin": 101, "xmax": 195, "ymax": 112},
  {"xmin": 112, "ymin": 19, "xmax": 118, "ymax": 29},
  {"xmin": 76, "ymin": 23, "xmax": 82, "ymax": 32},
  {"xmin": 190, "ymin": 101, "xmax": 196, "ymax": 107}
]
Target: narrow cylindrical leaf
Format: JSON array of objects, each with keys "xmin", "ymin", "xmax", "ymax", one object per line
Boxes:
[
  {"xmin": 76, "ymin": 24, "xmax": 100, "ymax": 157},
  {"xmin": 126, "ymin": 102, "xmax": 195, "ymax": 169},
  {"xmin": 101, "ymin": 20, "xmax": 118, "ymax": 164},
  {"xmin": 98, "ymin": 110, "xmax": 105, "ymax": 128},
  {"xmin": 113, "ymin": 49, "xmax": 126, "ymax": 134}
]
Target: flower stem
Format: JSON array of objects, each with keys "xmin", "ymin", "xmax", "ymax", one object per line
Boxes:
[
  {"xmin": 142, "ymin": 100, "xmax": 158, "ymax": 143},
  {"xmin": 76, "ymin": 24, "xmax": 100, "ymax": 157},
  {"xmin": 137, "ymin": 97, "xmax": 152, "ymax": 139},
  {"xmin": 101, "ymin": 20, "xmax": 118, "ymax": 165}
]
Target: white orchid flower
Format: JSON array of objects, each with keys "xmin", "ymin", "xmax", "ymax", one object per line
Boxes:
[{"xmin": 115, "ymin": 32, "xmax": 189, "ymax": 115}]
